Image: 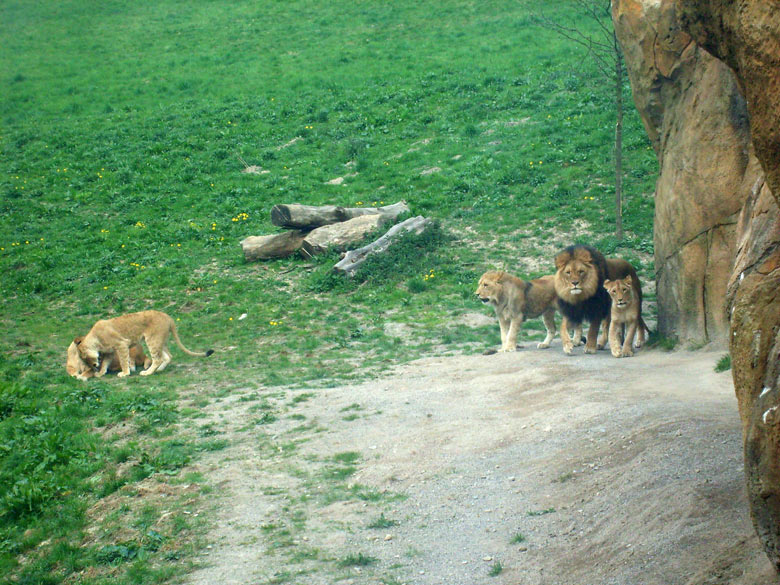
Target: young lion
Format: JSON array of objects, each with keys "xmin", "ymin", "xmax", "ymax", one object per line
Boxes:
[
  {"xmin": 603, "ymin": 275, "xmax": 649, "ymax": 358},
  {"xmin": 475, "ymin": 271, "xmax": 559, "ymax": 351},
  {"xmin": 554, "ymin": 245, "xmax": 639, "ymax": 355},
  {"xmin": 66, "ymin": 336, "xmax": 150, "ymax": 380},
  {"xmin": 77, "ymin": 310, "xmax": 214, "ymax": 378}
]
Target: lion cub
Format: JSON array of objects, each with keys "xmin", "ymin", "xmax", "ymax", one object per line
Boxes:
[
  {"xmin": 603, "ymin": 275, "xmax": 648, "ymax": 358},
  {"xmin": 77, "ymin": 310, "xmax": 214, "ymax": 378},
  {"xmin": 67, "ymin": 336, "xmax": 150, "ymax": 380},
  {"xmin": 476, "ymin": 271, "xmax": 558, "ymax": 351}
]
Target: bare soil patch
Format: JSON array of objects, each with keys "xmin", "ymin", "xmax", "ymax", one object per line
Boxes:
[{"xmin": 182, "ymin": 347, "xmax": 777, "ymax": 585}]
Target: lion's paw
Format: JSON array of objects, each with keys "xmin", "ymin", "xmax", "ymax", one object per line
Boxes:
[
  {"xmin": 611, "ymin": 349, "xmax": 622, "ymax": 358},
  {"xmin": 584, "ymin": 345, "xmax": 597, "ymax": 354},
  {"xmin": 117, "ymin": 371, "xmax": 130, "ymax": 378},
  {"xmin": 622, "ymin": 348, "xmax": 634, "ymax": 358},
  {"xmin": 537, "ymin": 342, "xmax": 550, "ymax": 349}
]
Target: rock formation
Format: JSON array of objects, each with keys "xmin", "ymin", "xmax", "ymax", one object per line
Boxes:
[
  {"xmin": 677, "ymin": 0, "xmax": 780, "ymax": 571},
  {"xmin": 614, "ymin": 0, "xmax": 780, "ymax": 570},
  {"xmin": 612, "ymin": 0, "xmax": 759, "ymax": 345}
]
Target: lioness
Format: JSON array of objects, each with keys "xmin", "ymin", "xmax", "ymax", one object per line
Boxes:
[
  {"xmin": 554, "ymin": 245, "xmax": 639, "ymax": 355},
  {"xmin": 67, "ymin": 336, "xmax": 150, "ymax": 380},
  {"xmin": 603, "ymin": 275, "xmax": 649, "ymax": 358},
  {"xmin": 475, "ymin": 271, "xmax": 558, "ymax": 351},
  {"xmin": 77, "ymin": 310, "xmax": 214, "ymax": 377}
]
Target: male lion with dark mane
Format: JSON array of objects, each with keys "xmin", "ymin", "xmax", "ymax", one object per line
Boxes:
[
  {"xmin": 476, "ymin": 271, "xmax": 558, "ymax": 351},
  {"xmin": 553, "ymin": 245, "xmax": 639, "ymax": 355}
]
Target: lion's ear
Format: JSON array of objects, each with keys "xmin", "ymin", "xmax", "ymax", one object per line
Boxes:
[
  {"xmin": 73, "ymin": 336, "xmax": 83, "ymax": 345},
  {"xmin": 554, "ymin": 251, "xmax": 570, "ymax": 271},
  {"xmin": 604, "ymin": 279, "xmax": 612, "ymax": 288},
  {"xmin": 624, "ymin": 275, "xmax": 632, "ymax": 285}
]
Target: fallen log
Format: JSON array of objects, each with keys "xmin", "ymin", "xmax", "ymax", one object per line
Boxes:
[
  {"xmin": 333, "ymin": 216, "xmax": 433, "ymax": 276},
  {"xmin": 301, "ymin": 214, "xmax": 387, "ymax": 257},
  {"xmin": 240, "ymin": 230, "xmax": 306, "ymax": 261},
  {"xmin": 271, "ymin": 201, "xmax": 409, "ymax": 229}
]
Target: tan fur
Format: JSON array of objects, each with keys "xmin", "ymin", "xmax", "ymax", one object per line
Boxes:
[
  {"xmin": 553, "ymin": 247, "xmax": 602, "ymax": 307},
  {"xmin": 67, "ymin": 336, "xmax": 150, "ymax": 380},
  {"xmin": 475, "ymin": 271, "xmax": 559, "ymax": 351},
  {"xmin": 77, "ymin": 310, "xmax": 213, "ymax": 378},
  {"xmin": 603, "ymin": 275, "xmax": 648, "ymax": 358}
]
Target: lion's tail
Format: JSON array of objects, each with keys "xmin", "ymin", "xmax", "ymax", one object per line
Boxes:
[{"xmin": 170, "ymin": 322, "xmax": 214, "ymax": 358}]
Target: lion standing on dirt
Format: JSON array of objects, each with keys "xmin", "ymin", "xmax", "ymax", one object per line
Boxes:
[
  {"xmin": 553, "ymin": 245, "xmax": 639, "ymax": 355},
  {"xmin": 603, "ymin": 275, "xmax": 649, "ymax": 358},
  {"xmin": 476, "ymin": 271, "xmax": 558, "ymax": 351},
  {"xmin": 77, "ymin": 310, "xmax": 214, "ymax": 378}
]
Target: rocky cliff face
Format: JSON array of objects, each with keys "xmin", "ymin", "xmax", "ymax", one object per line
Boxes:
[
  {"xmin": 612, "ymin": 0, "xmax": 759, "ymax": 344},
  {"xmin": 614, "ymin": 0, "xmax": 780, "ymax": 571},
  {"xmin": 677, "ymin": 0, "xmax": 780, "ymax": 571}
]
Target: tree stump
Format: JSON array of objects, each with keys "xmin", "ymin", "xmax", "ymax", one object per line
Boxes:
[
  {"xmin": 271, "ymin": 201, "xmax": 409, "ymax": 230},
  {"xmin": 333, "ymin": 216, "xmax": 432, "ymax": 276},
  {"xmin": 240, "ymin": 230, "xmax": 306, "ymax": 261}
]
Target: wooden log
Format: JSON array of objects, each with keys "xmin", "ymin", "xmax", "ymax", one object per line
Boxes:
[
  {"xmin": 271, "ymin": 201, "xmax": 409, "ymax": 229},
  {"xmin": 301, "ymin": 214, "xmax": 387, "ymax": 257},
  {"xmin": 240, "ymin": 230, "xmax": 306, "ymax": 261},
  {"xmin": 333, "ymin": 216, "xmax": 433, "ymax": 276}
]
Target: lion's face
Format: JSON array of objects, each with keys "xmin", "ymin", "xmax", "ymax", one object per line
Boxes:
[
  {"xmin": 604, "ymin": 275, "xmax": 633, "ymax": 309},
  {"xmin": 476, "ymin": 272, "xmax": 506, "ymax": 306},
  {"xmin": 77, "ymin": 342, "xmax": 101, "ymax": 371},
  {"xmin": 554, "ymin": 248, "xmax": 601, "ymax": 304}
]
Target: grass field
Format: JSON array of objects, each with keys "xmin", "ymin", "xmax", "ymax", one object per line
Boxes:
[{"xmin": 1, "ymin": 1, "xmax": 657, "ymax": 583}]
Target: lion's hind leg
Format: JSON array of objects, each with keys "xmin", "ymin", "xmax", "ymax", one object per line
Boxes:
[
  {"xmin": 635, "ymin": 316, "xmax": 648, "ymax": 348},
  {"xmin": 597, "ymin": 316, "xmax": 610, "ymax": 350},
  {"xmin": 572, "ymin": 324, "xmax": 584, "ymax": 347},
  {"xmin": 537, "ymin": 309, "xmax": 556, "ymax": 349},
  {"xmin": 584, "ymin": 319, "xmax": 601, "ymax": 354},
  {"xmin": 155, "ymin": 347, "xmax": 173, "ymax": 372},
  {"xmin": 140, "ymin": 337, "xmax": 165, "ymax": 376}
]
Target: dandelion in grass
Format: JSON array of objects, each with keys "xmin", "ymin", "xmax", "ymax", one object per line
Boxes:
[{"xmin": 135, "ymin": 221, "xmax": 146, "ymax": 228}]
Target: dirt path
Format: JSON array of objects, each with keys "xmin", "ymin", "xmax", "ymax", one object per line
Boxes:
[{"xmin": 182, "ymin": 347, "xmax": 778, "ymax": 585}]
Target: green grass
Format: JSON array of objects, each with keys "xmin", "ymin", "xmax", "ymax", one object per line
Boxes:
[
  {"xmin": 715, "ymin": 354, "xmax": 732, "ymax": 373},
  {"xmin": 1, "ymin": 1, "xmax": 657, "ymax": 583}
]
